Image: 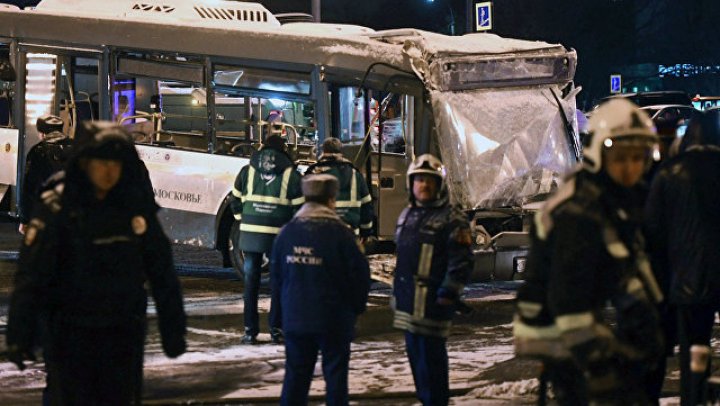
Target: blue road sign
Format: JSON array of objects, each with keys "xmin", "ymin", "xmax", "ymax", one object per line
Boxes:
[
  {"xmin": 475, "ymin": 2, "xmax": 492, "ymax": 32},
  {"xmin": 610, "ymin": 74, "xmax": 622, "ymax": 94}
]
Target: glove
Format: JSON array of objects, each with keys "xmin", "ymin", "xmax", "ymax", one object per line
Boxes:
[
  {"xmin": 161, "ymin": 335, "xmax": 186, "ymax": 359},
  {"xmin": 6, "ymin": 345, "xmax": 36, "ymax": 371}
]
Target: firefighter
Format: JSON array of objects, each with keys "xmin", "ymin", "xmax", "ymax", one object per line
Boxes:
[
  {"xmin": 19, "ymin": 114, "xmax": 72, "ymax": 234},
  {"xmin": 271, "ymin": 173, "xmax": 370, "ymax": 405},
  {"xmin": 392, "ymin": 154, "xmax": 473, "ymax": 406},
  {"xmin": 514, "ymin": 98, "xmax": 664, "ymax": 405},
  {"xmin": 304, "ymin": 137, "xmax": 374, "ymax": 238},
  {"xmin": 230, "ymin": 134, "xmax": 304, "ymax": 344},
  {"xmin": 6, "ymin": 123, "xmax": 186, "ymax": 405}
]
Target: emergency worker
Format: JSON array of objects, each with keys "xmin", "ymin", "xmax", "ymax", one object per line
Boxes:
[
  {"xmin": 393, "ymin": 154, "xmax": 473, "ymax": 406},
  {"xmin": 19, "ymin": 114, "xmax": 72, "ymax": 234},
  {"xmin": 304, "ymin": 137, "xmax": 374, "ymax": 238},
  {"xmin": 272, "ymin": 174, "xmax": 371, "ymax": 405},
  {"xmin": 6, "ymin": 123, "xmax": 187, "ymax": 405},
  {"xmin": 514, "ymin": 98, "xmax": 664, "ymax": 405},
  {"xmin": 230, "ymin": 134, "xmax": 303, "ymax": 344},
  {"xmin": 645, "ymin": 109, "xmax": 720, "ymax": 406}
]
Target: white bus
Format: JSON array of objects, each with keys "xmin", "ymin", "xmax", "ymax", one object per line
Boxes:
[{"xmin": 0, "ymin": 0, "xmax": 580, "ymax": 281}]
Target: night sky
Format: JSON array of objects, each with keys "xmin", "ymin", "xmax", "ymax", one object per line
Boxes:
[{"xmin": 7, "ymin": 0, "xmax": 720, "ymax": 105}]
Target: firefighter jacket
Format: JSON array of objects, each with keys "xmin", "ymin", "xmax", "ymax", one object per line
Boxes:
[
  {"xmin": 20, "ymin": 131, "xmax": 72, "ymax": 224},
  {"xmin": 515, "ymin": 169, "xmax": 663, "ymax": 368},
  {"xmin": 7, "ymin": 174, "xmax": 187, "ymax": 358},
  {"xmin": 392, "ymin": 200, "xmax": 472, "ymax": 338},
  {"xmin": 231, "ymin": 147, "xmax": 304, "ymax": 254},
  {"xmin": 271, "ymin": 202, "xmax": 371, "ymax": 337},
  {"xmin": 305, "ymin": 154, "xmax": 374, "ymax": 236},
  {"xmin": 645, "ymin": 145, "xmax": 720, "ymax": 305}
]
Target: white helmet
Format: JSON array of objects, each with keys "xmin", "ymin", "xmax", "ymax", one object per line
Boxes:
[
  {"xmin": 406, "ymin": 153, "xmax": 445, "ymax": 190},
  {"xmin": 584, "ymin": 98, "xmax": 658, "ymax": 173}
]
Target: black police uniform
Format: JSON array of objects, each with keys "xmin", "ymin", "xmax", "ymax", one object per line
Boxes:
[
  {"xmin": 393, "ymin": 194, "xmax": 472, "ymax": 406},
  {"xmin": 20, "ymin": 131, "xmax": 72, "ymax": 224},
  {"xmin": 272, "ymin": 201, "xmax": 370, "ymax": 405},
  {"xmin": 6, "ymin": 131, "xmax": 186, "ymax": 405},
  {"xmin": 516, "ymin": 169, "xmax": 663, "ymax": 405}
]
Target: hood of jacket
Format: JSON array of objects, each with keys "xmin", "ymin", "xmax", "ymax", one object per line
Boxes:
[{"xmin": 250, "ymin": 147, "xmax": 293, "ymax": 176}]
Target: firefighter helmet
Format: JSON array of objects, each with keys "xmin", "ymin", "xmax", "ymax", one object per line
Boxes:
[
  {"xmin": 584, "ymin": 98, "xmax": 658, "ymax": 173},
  {"xmin": 406, "ymin": 153, "xmax": 445, "ymax": 190}
]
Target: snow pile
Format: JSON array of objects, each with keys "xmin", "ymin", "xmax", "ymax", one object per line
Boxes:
[{"xmin": 465, "ymin": 379, "xmax": 539, "ymax": 399}]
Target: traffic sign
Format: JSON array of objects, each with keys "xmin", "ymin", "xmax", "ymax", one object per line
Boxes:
[
  {"xmin": 475, "ymin": 2, "xmax": 492, "ymax": 32},
  {"xmin": 610, "ymin": 74, "xmax": 622, "ymax": 94}
]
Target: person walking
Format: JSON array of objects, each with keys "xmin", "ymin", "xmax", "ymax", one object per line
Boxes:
[
  {"xmin": 230, "ymin": 134, "xmax": 303, "ymax": 344},
  {"xmin": 645, "ymin": 109, "xmax": 720, "ymax": 406},
  {"xmin": 19, "ymin": 114, "xmax": 72, "ymax": 234},
  {"xmin": 6, "ymin": 123, "xmax": 187, "ymax": 405},
  {"xmin": 392, "ymin": 154, "xmax": 473, "ymax": 406},
  {"xmin": 272, "ymin": 173, "xmax": 371, "ymax": 405},
  {"xmin": 514, "ymin": 98, "xmax": 664, "ymax": 405},
  {"xmin": 305, "ymin": 137, "xmax": 374, "ymax": 238}
]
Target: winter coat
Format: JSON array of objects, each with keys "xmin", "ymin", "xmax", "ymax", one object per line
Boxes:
[
  {"xmin": 392, "ymin": 202, "xmax": 472, "ymax": 338},
  {"xmin": 305, "ymin": 154, "xmax": 374, "ymax": 236},
  {"xmin": 645, "ymin": 145, "xmax": 720, "ymax": 305},
  {"xmin": 231, "ymin": 147, "xmax": 304, "ymax": 254},
  {"xmin": 7, "ymin": 173, "xmax": 186, "ymax": 358},
  {"xmin": 271, "ymin": 202, "xmax": 370, "ymax": 336},
  {"xmin": 515, "ymin": 170, "xmax": 662, "ymax": 364},
  {"xmin": 20, "ymin": 131, "xmax": 72, "ymax": 223}
]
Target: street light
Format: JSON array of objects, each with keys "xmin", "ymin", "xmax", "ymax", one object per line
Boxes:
[
  {"xmin": 426, "ymin": 0, "xmax": 455, "ymax": 35},
  {"xmin": 312, "ymin": 0, "xmax": 320, "ymax": 22}
]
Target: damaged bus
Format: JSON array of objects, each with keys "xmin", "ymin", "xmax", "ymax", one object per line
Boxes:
[{"xmin": 0, "ymin": 0, "xmax": 580, "ymax": 281}]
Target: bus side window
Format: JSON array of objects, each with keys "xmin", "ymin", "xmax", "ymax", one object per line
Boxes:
[{"xmin": 211, "ymin": 64, "xmax": 317, "ymax": 160}]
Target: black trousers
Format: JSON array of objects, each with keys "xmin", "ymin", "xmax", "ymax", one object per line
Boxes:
[
  {"xmin": 677, "ymin": 304, "xmax": 720, "ymax": 406},
  {"xmin": 46, "ymin": 320, "xmax": 145, "ymax": 406},
  {"xmin": 281, "ymin": 332, "xmax": 352, "ymax": 406},
  {"xmin": 404, "ymin": 331, "xmax": 449, "ymax": 406}
]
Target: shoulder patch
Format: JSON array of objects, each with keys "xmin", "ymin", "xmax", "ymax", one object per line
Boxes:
[
  {"xmin": 451, "ymin": 227, "xmax": 472, "ymax": 246},
  {"xmin": 131, "ymin": 216, "xmax": 147, "ymax": 235}
]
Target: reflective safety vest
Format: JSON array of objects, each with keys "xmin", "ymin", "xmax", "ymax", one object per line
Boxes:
[
  {"xmin": 306, "ymin": 156, "xmax": 373, "ymax": 236},
  {"xmin": 231, "ymin": 152, "xmax": 303, "ymax": 253}
]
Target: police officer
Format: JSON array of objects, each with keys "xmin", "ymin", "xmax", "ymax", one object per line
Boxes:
[
  {"xmin": 272, "ymin": 174, "xmax": 370, "ymax": 405},
  {"xmin": 19, "ymin": 114, "xmax": 72, "ymax": 234},
  {"xmin": 515, "ymin": 98, "xmax": 664, "ymax": 405},
  {"xmin": 6, "ymin": 123, "xmax": 186, "ymax": 405},
  {"xmin": 305, "ymin": 137, "xmax": 374, "ymax": 238},
  {"xmin": 393, "ymin": 154, "xmax": 473, "ymax": 406},
  {"xmin": 231, "ymin": 134, "xmax": 303, "ymax": 344}
]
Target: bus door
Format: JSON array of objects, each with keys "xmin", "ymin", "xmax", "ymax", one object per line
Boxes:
[
  {"xmin": 15, "ymin": 44, "xmax": 105, "ymax": 216},
  {"xmin": 331, "ymin": 85, "xmax": 414, "ymax": 240},
  {"xmin": 0, "ymin": 39, "xmax": 17, "ymax": 211}
]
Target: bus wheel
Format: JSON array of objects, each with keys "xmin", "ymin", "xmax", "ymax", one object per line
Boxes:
[{"xmin": 228, "ymin": 220, "xmax": 270, "ymax": 284}]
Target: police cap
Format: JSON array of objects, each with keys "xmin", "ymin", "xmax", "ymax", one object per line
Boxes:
[
  {"xmin": 302, "ymin": 174, "xmax": 338, "ymax": 201},
  {"xmin": 36, "ymin": 115, "xmax": 64, "ymax": 134}
]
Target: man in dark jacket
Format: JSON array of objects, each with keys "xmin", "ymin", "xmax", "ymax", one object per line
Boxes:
[
  {"xmin": 645, "ymin": 109, "xmax": 720, "ymax": 406},
  {"xmin": 230, "ymin": 134, "xmax": 304, "ymax": 344},
  {"xmin": 19, "ymin": 114, "xmax": 72, "ymax": 233},
  {"xmin": 6, "ymin": 123, "xmax": 186, "ymax": 405},
  {"xmin": 304, "ymin": 137, "xmax": 374, "ymax": 238},
  {"xmin": 515, "ymin": 98, "xmax": 664, "ymax": 405},
  {"xmin": 393, "ymin": 154, "xmax": 472, "ymax": 406},
  {"xmin": 272, "ymin": 173, "xmax": 370, "ymax": 406}
]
